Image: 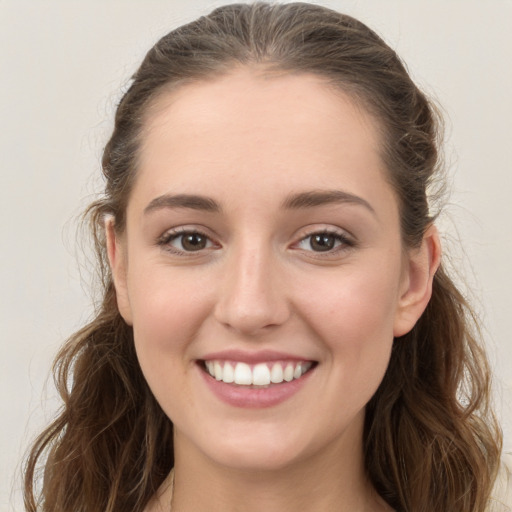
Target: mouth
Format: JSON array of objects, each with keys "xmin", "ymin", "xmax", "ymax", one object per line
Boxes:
[{"xmin": 199, "ymin": 359, "xmax": 317, "ymax": 387}]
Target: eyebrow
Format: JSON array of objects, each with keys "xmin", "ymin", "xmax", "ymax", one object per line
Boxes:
[
  {"xmin": 143, "ymin": 189, "xmax": 375, "ymax": 216},
  {"xmin": 144, "ymin": 193, "xmax": 221, "ymax": 214},
  {"xmin": 282, "ymin": 190, "xmax": 375, "ymax": 214}
]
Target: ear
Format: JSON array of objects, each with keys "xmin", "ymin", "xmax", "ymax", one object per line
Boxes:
[
  {"xmin": 105, "ymin": 217, "xmax": 133, "ymax": 325},
  {"xmin": 393, "ymin": 225, "xmax": 441, "ymax": 337}
]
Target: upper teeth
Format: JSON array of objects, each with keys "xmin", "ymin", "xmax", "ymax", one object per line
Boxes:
[{"xmin": 204, "ymin": 360, "xmax": 312, "ymax": 386}]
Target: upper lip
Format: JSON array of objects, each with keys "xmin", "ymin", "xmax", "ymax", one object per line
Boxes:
[{"xmin": 200, "ymin": 349, "xmax": 315, "ymax": 364}]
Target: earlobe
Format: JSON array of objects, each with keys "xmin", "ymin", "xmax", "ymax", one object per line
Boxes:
[
  {"xmin": 105, "ymin": 217, "xmax": 133, "ymax": 326},
  {"xmin": 393, "ymin": 225, "xmax": 441, "ymax": 337}
]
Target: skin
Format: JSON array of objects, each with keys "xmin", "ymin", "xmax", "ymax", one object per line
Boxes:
[{"xmin": 107, "ymin": 68, "xmax": 440, "ymax": 512}]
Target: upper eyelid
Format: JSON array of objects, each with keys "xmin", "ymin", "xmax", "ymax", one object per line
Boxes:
[
  {"xmin": 159, "ymin": 225, "xmax": 217, "ymax": 240},
  {"xmin": 293, "ymin": 225, "xmax": 355, "ymax": 242}
]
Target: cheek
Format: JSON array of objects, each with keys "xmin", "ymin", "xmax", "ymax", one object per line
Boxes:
[
  {"xmin": 127, "ymin": 272, "xmax": 217, "ymax": 423},
  {"xmin": 126, "ymin": 268, "xmax": 214, "ymax": 380},
  {"xmin": 301, "ymin": 268, "xmax": 400, "ymax": 341},
  {"xmin": 129, "ymin": 264, "xmax": 211, "ymax": 332},
  {"xmin": 295, "ymin": 265, "xmax": 401, "ymax": 396},
  {"xmin": 281, "ymin": 266, "xmax": 401, "ymax": 442}
]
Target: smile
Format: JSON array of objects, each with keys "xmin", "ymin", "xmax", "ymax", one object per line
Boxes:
[{"xmin": 203, "ymin": 360, "xmax": 315, "ymax": 387}]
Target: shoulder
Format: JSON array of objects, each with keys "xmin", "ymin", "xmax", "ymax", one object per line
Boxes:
[{"xmin": 488, "ymin": 453, "xmax": 512, "ymax": 512}]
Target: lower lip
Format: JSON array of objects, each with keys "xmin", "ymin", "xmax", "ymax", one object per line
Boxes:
[{"xmin": 198, "ymin": 364, "xmax": 315, "ymax": 409}]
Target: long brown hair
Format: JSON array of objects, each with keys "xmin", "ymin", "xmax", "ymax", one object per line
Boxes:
[{"xmin": 23, "ymin": 3, "xmax": 502, "ymax": 511}]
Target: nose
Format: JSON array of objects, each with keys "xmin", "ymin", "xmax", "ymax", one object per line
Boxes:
[{"xmin": 213, "ymin": 243, "xmax": 290, "ymax": 336}]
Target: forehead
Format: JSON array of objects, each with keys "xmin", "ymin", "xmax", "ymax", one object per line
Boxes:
[
  {"xmin": 132, "ymin": 68, "xmax": 393, "ymax": 216},
  {"xmin": 141, "ymin": 68, "xmax": 379, "ymax": 156}
]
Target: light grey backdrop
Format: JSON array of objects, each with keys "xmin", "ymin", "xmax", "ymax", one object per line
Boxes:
[{"xmin": 1, "ymin": 1, "xmax": 511, "ymax": 510}]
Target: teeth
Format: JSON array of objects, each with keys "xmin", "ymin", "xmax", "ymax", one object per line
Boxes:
[
  {"xmin": 204, "ymin": 360, "xmax": 312, "ymax": 386},
  {"xmin": 284, "ymin": 363, "xmax": 294, "ymax": 382},
  {"xmin": 234, "ymin": 362, "xmax": 252, "ymax": 385},
  {"xmin": 223, "ymin": 362, "xmax": 234, "ymax": 383},
  {"xmin": 214, "ymin": 361, "xmax": 223, "ymax": 380},
  {"xmin": 270, "ymin": 363, "xmax": 284, "ymax": 384},
  {"xmin": 252, "ymin": 363, "xmax": 271, "ymax": 386}
]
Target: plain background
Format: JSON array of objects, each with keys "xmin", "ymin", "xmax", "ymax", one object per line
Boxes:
[{"xmin": 1, "ymin": 1, "xmax": 511, "ymax": 510}]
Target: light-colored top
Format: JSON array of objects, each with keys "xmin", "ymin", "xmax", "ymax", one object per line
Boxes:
[{"xmin": 489, "ymin": 453, "xmax": 512, "ymax": 511}]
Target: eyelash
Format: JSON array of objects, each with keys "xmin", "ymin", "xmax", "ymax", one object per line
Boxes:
[
  {"xmin": 157, "ymin": 228, "xmax": 355, "ymax": 256},
  {"xmin": 157, "ymin": 228, "xmax": 216, "ymax": 255},
  {"xmin": 294, "ymin": 229, "xmax": 355, "ymax": 255}
]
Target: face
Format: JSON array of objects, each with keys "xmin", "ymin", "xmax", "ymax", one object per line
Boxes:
[{"xmin": 108, "ymin": 68, "xmax": 436, "ymax": 473}]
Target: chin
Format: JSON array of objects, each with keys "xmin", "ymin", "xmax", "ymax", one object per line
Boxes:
[
  {"xmin": 209, "ymin": 444, "xmax": 308, "ymax": 473},
  {"xmin": 194, "ymin": 420, "xmax": 335, "ymax": 474},
  {"xmin": 175, "ymin": 420, "xmax": 306, "ymax": 472}
]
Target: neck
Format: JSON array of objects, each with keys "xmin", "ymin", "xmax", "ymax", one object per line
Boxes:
[{"xmin": 163, "ymin": 419, "xmax": 390, "ymax": 512}]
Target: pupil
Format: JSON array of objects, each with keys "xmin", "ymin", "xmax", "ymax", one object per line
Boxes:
[
  {"xmin": 182, "ymin": 233, "xmax": 206, "ymax": 251},
  {"xmin": 311, "ymin": 234, "xmax": 335, "ymax": 252}
]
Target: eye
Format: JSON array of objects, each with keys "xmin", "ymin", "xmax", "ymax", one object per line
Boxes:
[
  {"xmin": 158, "ymin": 229, "xmax": 216, "ymax": 253},
  {"xmin": 296, "ymin": 231, "xmax": 354, "ymax": 253}
]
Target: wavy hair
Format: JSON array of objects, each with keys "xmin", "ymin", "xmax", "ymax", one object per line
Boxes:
[{"xmin": 23, "ymin": 3, "xmax": 502, "ymax": 511}]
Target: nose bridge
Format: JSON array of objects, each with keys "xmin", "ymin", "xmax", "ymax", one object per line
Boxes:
[{"xmin": 214, "ymin": 235, "xmax": 289, "ymax": 335}]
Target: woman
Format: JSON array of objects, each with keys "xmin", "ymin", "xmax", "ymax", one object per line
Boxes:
[{"xmin": 23, "ymin": 3, "xmax": 510, "ymax": 511}]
